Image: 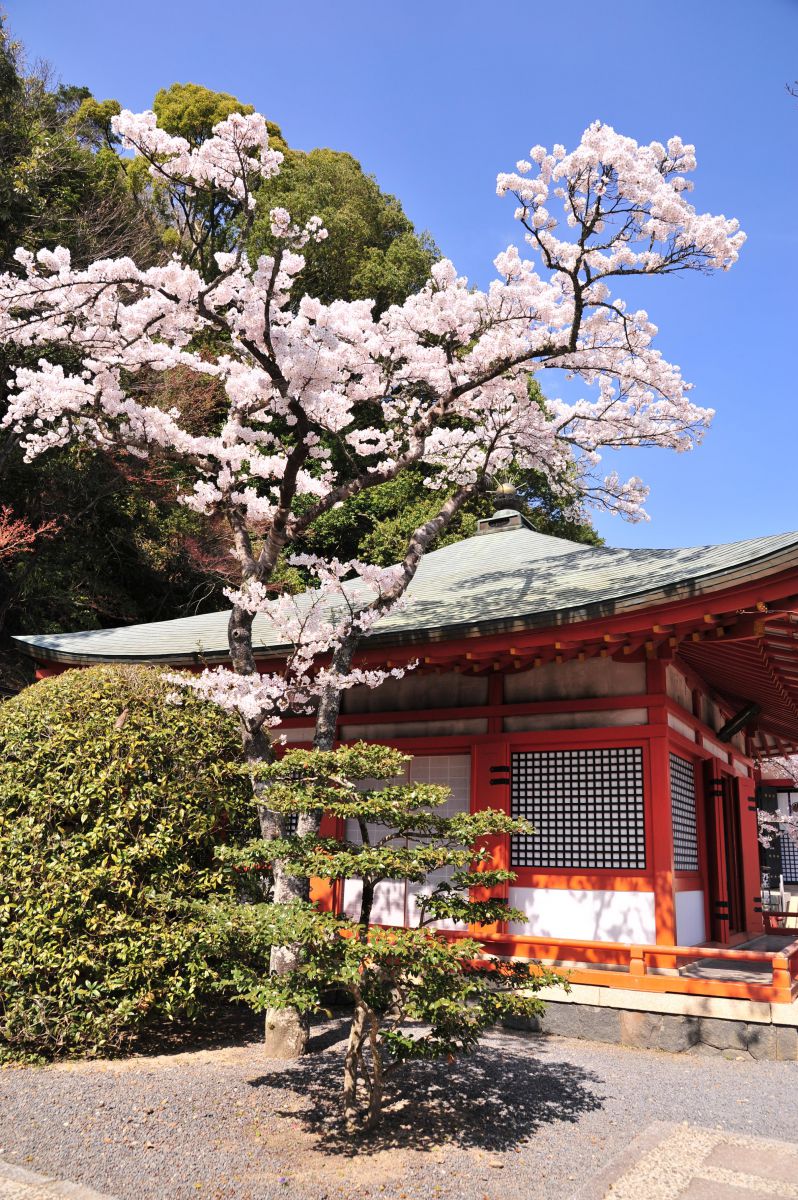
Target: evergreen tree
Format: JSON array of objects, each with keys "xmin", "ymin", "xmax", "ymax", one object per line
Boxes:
[{"xmin": 212, "ymin": 744, "xmax": 565, "ymax": 1130}]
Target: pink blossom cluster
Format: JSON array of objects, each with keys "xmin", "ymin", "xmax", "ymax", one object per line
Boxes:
[
  {"xmin": 497, "ymin": 122, "xmax": 744, "ymax": 274},
  {"xmin": 174, "ymin": 555, "xmax": 408, "ymax": 730},
  {"xmin": 758, "ymin": 808, "xmax": 798, "ymax": 850},
  {"xmin": 0, "ymin": 109, "xmax": 745, "ymax": 732},
  {"xmin": 112, "ymin": 109, "xmax": 283, "ymax": 208}
]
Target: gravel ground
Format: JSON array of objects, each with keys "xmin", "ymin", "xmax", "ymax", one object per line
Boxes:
[{"xmin": 1, "ymin": 1014, "xmax": 797, "ymax": 1200}]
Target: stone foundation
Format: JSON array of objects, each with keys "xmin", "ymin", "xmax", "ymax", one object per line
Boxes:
[{"xmin": 506, "ymin": 987, "xmax": 798, "ymax": 1060}]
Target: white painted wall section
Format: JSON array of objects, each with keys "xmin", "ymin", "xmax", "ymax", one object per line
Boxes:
[
  {"xmin": 675, "ymin": 890, "xmax": 706, "ymax": 946},
  {"xmin": 342, "ymin": 879, "xmax": 406, "ymax": 926},
  {"xmin": 508, "ymin": 886, "xmax": 656, "ymax": 944},
  {"xmin": 504, "ymin": 708, "xmax": 647, "ymax": 732},
  {"xmin": 668, "ymin": 712, "xmax": 696, "ymax": 743},
  {"xmin": 342, "ymin": 754, "xmax": 471, "ymax": 930}
]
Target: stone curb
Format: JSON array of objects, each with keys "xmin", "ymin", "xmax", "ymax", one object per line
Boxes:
[
  {"xmin": 0, "ymin": 1158, "xmax": 117, "ymax": 1199},
  {"xmin": 574, "ymin": 1121, "xmax": 679, "ymax": 1200}
]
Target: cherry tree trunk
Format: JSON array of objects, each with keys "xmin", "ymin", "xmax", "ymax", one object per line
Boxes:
[
  {"xmin": 229, "ymin": 602, "xmax": 312, "ymax": 1056},
  {"xmin": 262, "ymin": 627, "xmax": 361, "ymax": 1055}
]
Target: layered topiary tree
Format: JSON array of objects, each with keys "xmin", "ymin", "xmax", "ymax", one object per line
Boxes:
[
  {"xmin": 214, "ymin": 744, "xmax": 566, "ymax": 1130},
  {"xmin": 0, "ymin": 664, "xmax": 257, "ymax": 1061}
]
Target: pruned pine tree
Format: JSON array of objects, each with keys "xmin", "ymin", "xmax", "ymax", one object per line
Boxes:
[{"xmin": 214, "ymin": 744, "xmax": 566, "ymax": 1132}]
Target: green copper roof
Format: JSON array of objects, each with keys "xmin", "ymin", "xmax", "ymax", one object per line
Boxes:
[{"xmin": 14, "ymin": 521, "xmax": 798, "ymax": 666}]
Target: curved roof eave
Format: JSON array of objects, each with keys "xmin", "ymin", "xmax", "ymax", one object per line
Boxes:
[{"xmin": 13, "ymin": 527, "xmax": 798, "ymax": 667}]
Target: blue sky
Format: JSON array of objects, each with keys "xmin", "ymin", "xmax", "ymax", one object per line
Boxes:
[{"xmin": 6, "ymin": 0, "xmax": 798, "ymax": 549}]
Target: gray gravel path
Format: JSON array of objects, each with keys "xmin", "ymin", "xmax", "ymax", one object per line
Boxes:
[{"xmin": 1, "ymin": 1018, "xmax": 797, "ymax": 1200}]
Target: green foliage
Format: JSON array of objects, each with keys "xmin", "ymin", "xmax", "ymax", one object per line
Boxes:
[
  {"xmin": 0, "ymin": 665, "xmax": 257, "ymax": 1062},
  {"xmin": 221, "ymin": 899, "xmax": 557, "ymax": 1053},
  {"xmin": 0, "ymin": 23, "xmax": 158, "ymax": 270},
  {"xmin": 250, "ymin": 147, "xmax": 438, "ymax": 313},
  {"xmin": 2, "ymin": 446, "xmax": 231, "ymax": 635},
  {"xmin": 299, "ymin": 464, "xmax": 601, "ymax": 570},
  {"xmin": 153, "ymin": 81, "xmax": 287, "ymax": 152},
  {"xmin": 212, "ymin": 744, "xmax": 566, "ymax": 1130}
]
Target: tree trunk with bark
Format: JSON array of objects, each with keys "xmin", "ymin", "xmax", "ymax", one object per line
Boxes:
[
  {"xmin": 343, "ymin": 992, "xmax": 384, "ymax": 1131},
  {"xmin": 237, "ymin": 489, "xmax": 474, "ymax": 1057},
  {"xmin": 229, "ymin": 602, "xmax": 312, "ymax": 1056}
]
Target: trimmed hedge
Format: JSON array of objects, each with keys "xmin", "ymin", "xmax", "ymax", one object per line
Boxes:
[{"xmin": 0, "ymin": 664, "xmax": 256, "ymax": 1061}]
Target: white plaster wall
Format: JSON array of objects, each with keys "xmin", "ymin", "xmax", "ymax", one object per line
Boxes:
[
  {"xmin": 699, "ymin": 695, "xmax": 727, "ymax": 738},
  {"xmin": 281, "ymin": 726, "xmax": 315, "ymax": 744},
  {"xmin": 666, "ymin": 665, "xmax": 693, "ymax": 712},
  {"xmin": 339, "ymin": 718, "xmax": 487, "ymax": 740},
  {"xmin": 508, "ymin": 886, "xmax": 656, "ymax": 944},
  {"xmin": 504, "ymin": 659, "xmax": 646, "ymax": 703},
  {"xmin": 342, "ymin": 879, "xmax": 406, "ymax": 926},
  {"xmin": 675, "ymin": 890, "xmax": 706, "ymax": 946},
  {"xmin": 667, "ymin": 712, "xmax": 696, "ymax": 743},
  {"xmin": 405, "ymin": 755, "xmax": 470, "ymax": 931},
  {"xmin": 342, "ymin": 754, "xmax": 471, "ymax": 930},
  {"xmin": 702, "ymin": 737, "xmax": 729, "ymax": 764},
  {"xmin": 504, "ymin": 708, "xmax": 647, "ymax": 733},
  {"xmin": 341, "ymin": 672, "xmax": 488, "ymax": 714}
]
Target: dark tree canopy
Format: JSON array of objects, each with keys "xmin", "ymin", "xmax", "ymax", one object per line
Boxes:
[
  {"xmin": 0, "ymin": 29, "xmax": 600, "ymax": 696},
  {"xmin": 251, "ymin": 146, "xmax": 439, "ymax": 313}
]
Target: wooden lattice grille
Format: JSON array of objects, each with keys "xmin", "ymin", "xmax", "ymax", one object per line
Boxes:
[
  {"xmin": 670, "ymin": 753, "xmax": 699, "ymax": 872},
  {"xmin": 779, "ymin": 798, "xmax": 798, "ymax": 885},
  {"xmin": 510, "ymin": 747, "xmax": 646, "ymax": 870}
]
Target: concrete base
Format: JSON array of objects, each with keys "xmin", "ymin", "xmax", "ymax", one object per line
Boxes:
[{"xmin": 507, "ymin": 984, "xmax": 798, "ymax": 1060}]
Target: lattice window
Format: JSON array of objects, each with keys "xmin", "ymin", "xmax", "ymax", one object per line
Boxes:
[
  {"xmin": 779, "ymin": 798, "xmax": 798, "ymax": 885},
  {"xmin": 779, "ymin": 833, "xmax": 798, "ymax": 885},
  {"xmin": 670, "ymin": 753, "xmax": 699, "ymax": 872},
  {"xmin": 510, "ymin": 747, "xmax": 646, "ymax": 870}
]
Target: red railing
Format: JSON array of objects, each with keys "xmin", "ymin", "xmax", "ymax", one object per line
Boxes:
[
  {"xmin": 763, "ymin": 911, "xmax": 798, "ymax": 934},
  {"xmin": 468, "ymin": 932, "xmax": 798, "ymax": 1004}
]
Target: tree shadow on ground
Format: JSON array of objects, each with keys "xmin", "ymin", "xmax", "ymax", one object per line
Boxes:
[
  {"xmin": 248, "ymin": 1028, "xmax": 604, "ymax": 1155},
  {"xmin": 132, "ymin": 1002, "xmax": 264, "ymax": 1057}
]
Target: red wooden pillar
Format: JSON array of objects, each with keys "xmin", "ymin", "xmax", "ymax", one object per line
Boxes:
[
  {"xmin": 310, "ymin": 813, "xmax": 344, "ymax": 913},
  {"xmin": 647, "ymin": 660, "xmax": 676, "ymax": 944},
  {"xmin": 487, "ymin": 674, "xmax": 503, "ymax": 735},
  {"xmin": 649, "ymin": 733, "xmax": 676, "ymax": 944},
  {"xmin": 737, "ymin": 773, "xmax": 762, "ymax": 934},
  {"xmin": 470, "ymin": 736, "xmax": 510, "ymax": 937},
  {"xmin": 703, "ymin": 760, "xmax": 730, "ymax": 943}
]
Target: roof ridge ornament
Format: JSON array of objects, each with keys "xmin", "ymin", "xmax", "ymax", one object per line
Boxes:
[
  {"xmin": 476, "ymin": 483, "xmax": 535, "ymax": 534},
  {"xmin": 491, "ymin": 482, "xmax": 524, "ymax": 514}
]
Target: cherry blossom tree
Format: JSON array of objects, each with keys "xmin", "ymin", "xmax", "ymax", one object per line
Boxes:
[
  {"xmin": 0, "ymin": 109, "xmax": 743, "ymax": 1050},
  {"xmin": 758, "ymin": 757, "xmax": 798, "ymax": 851}
]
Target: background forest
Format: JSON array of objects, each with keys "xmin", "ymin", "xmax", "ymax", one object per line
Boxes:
[{"xmin": 0, "ymin": 16, "xmax": 599, "ymax": 694}]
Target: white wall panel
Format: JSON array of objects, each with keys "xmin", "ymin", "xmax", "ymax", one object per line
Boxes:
[
  {"xmin": 341, "ymin": 672, "xmax": 488, "ymax": 713},
  {"xmin": 666, "ymin": 665, "xmax": 693, "ymax": 712},
  {"xmin": 675, "ymin": 890, "xmax": 706, "ymax": 946},
  {"xmin": 341, "ymin": 878, "xmax": 406, "ymax": 926},
  {"xmin": 504, "ymin": 708, "xmax": 647, "ymax": 732},
  {"xmin": 702, "ymin": 737, "xmax": 729, "ymax": 763},
  {"xmin": 508, "ymin": 886, "xmax": 656, "ymax": 944},
  {"xmin": 281, "ymin": 726, "xmax": 315, "ymax": 743},
  {"xmin": 406, "ymin": 755, "xmax": 470, "ymax": 931},
  {"xmin": 340, "ymin": 719, "xmax": 487, "ymax": 740},
  {"xmin": 505, "ymin": 659, "xmax": 645, "ymax": 703},
  {"xmin": 343, "ymin": 754, "xmax": 471, "ymax": 930},
  {"xmin": 668, "ymin": 712, "xmax": 696, "ymax": 743}
]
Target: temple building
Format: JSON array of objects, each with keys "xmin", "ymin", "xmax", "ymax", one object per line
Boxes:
[{"xmin": 15, "ymin": 505, "xmax": 798, "ymax": 1039}]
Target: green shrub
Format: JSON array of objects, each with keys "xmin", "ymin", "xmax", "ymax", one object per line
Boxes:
[{"xmin": 0, "ymin": 664, "xmax": 256, "ymax": 1061}]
